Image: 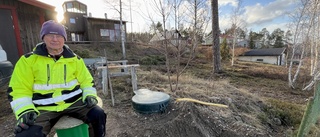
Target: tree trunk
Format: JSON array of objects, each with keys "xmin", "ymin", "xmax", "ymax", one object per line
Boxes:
[{"xmin": 211, "ymin": 0, "xmax": 222, "ymax": 73}]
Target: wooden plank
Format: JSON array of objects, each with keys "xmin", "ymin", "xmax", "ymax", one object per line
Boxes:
[
  {"xmin": 108, "ymin": 60, "xmax": 128, "ymax": 63},
  {"xmin": 97, "ymin": 64, "xmax": 139, "ymax": 69}
]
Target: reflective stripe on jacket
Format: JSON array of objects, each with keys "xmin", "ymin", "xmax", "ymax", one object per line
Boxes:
[{"xmin": 7, "ymin": 43, "xmax": 97, "ymax": 119}]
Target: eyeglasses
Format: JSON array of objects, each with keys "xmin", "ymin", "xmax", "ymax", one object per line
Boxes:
[{"xmin": 45, "ymin": 34, "xmax": 64, "ymax": 40}]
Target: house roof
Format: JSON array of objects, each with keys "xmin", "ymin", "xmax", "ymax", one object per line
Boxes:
[
  {"xmin": 150, "ymin": 30, "xmax": 184, "ymax": 42},
  {"xmin": 220, "ymin": 34, "xmax": 233, "ymax": 39},
  {"xmin": 63, "ymin": 0, "xmax": 87, "ymax": 6},
  {"xmin": 84, "ymin": 16, "xmax": 127, "ymax": 23},
  {"xmin": 19, "ymin": 0, "xmax": 55, "ymax": 11},
  {"xmin": 205, "ymin": 33, "xmax": 232, "ymax": 39},
  {"xmin": 242, "ymin": 48, "xmax": 286, "ymax": 56}
]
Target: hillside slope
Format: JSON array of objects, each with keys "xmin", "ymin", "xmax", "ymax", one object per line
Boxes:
[{"xmin": 0, "ymin": 43, "xmax": 312, "ymax": 137}]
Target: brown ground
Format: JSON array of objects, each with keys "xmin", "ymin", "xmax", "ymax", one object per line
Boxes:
[{"xmin": 0, "ymin": 43, "xmax": 313, "ymax": 137}]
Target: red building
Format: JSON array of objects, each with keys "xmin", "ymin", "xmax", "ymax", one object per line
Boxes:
[{"xmin": 0, "ymin": 0, "xmax": 56, "ymax": 64}]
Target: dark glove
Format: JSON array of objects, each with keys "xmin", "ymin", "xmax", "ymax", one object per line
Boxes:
[
  {"xmin": 85, "ymin": 96, "xmax": 98, "ymax": 107},
  {"xmin": 14, "ymin": 111, "xmax": 37, "ymax": 134}
]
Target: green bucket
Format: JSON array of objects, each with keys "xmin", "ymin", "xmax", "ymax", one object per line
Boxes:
[{"xmin": 56, "ymin": 123, "xmax": 89, "ymax": 137}]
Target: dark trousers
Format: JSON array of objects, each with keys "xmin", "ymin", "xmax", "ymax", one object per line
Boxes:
[{"xmin": 15, "ymin": 99, "xmax": 107, "ymax": 137}]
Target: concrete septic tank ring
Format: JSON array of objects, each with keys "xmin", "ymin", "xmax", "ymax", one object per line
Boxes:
[{"xmin": 132, "ymin": 89, "xmax": 170, "ymax": 114}]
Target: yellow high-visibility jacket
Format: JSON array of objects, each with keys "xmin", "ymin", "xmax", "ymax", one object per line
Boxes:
[{"xmin": 7, "ymin": 43, "xmax": 97, "ymax": 119}]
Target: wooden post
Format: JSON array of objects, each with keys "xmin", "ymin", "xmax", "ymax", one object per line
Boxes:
[{"xmin": 131, "ymin": 66, "xmax": 138, "ymax": 92}]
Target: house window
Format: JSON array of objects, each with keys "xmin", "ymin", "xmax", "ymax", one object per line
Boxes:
[
  {"xmin": 71, "ymin": 33, "xmax": 83, "ymax": 41},
  {"xmin": 109, "ymin": 30, "xmax": 115, "ymax": 42},
  {"xmin": 115, "ymin": 30, "xmax": 121, "ymax": 41},
  {"xmin": 73, "ymin": 2, "xmax": 80, "ymax": 12},
  {"xmin": 114, "ymin": 24, "xmax": 120, "ymax": 29},
  {"xmin": 100, "ymin": 29, "xmax": 110, "ymax": 36},
  {"xmin": 80, "ymin": 4, "xmax": 86, "ymax": 13},
  {"xmin": 114, "ymin": 24, "xmax": 120, "ymax": 42},
  {"xmin": 114, "ymin": 24, "xmax": 125, "ymax": 42},
  {"xmin": 257, "ymin": 59, "xmax": 263, "ymax": 62},
  {"xmin": 70, "ymin": 18, "xmax": 76, "ymax": 24},
  {"xmin": 66, "ymin": 3, "xmax": 73, "ymax": 12},
  {"xmin": 65, "ymin": 2, "xmax": 87, "ymax": 14}
]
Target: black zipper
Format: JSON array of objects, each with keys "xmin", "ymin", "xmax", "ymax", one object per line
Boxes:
[
  {"xmin": 64, "ymin": 64, "xmax": 67, "ymax": 85},
  {"xmin": 47, "ymin": 64, "xmax": 50, "ymax": 86}
]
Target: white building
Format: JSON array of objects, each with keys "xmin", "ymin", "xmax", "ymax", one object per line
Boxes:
[{"xmin": 237, "ymin": 48, "xmax": 286, "ymax": 65}]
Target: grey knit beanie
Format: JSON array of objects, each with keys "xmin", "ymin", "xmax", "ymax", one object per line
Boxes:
[{"xmin": 40, "ymin": 20, "xmax": 67, "ymax": 40}]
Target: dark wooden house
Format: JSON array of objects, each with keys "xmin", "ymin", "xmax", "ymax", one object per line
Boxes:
[
  {"xmin": 0, "ymin": 0, "xmax": 56, "ymax": 64},
  {"xmin": 62, "ymin": 0, "xmax": 87, "ymax": 41},
  {"xmin": 84, "ymin": 16, "xmax": 127, "ymax": 42},
  {"xmin": 62, "ymin": 0, "xmax": 127, "ymax": 42}
]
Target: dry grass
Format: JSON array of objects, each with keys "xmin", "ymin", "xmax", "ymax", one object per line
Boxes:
[
  {"xmin": 1, "ymin": 43, "xmax": 316, "ymax": 137},
  {"xmin": 74, "ymin": 43, "xmax": 313, "ymax": 136}
]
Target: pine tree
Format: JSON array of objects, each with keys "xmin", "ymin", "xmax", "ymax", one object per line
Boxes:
[{"xmin": 220, "ymin": 38, "xmax": 230, "ymax": 61}]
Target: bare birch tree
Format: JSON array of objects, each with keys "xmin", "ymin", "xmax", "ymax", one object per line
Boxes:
[
  {"xmin": 301, "ymin": 0, "xmax": 320, "ymax": 90},
  {"xmin": 103, "ymin": 0, "xmax": 127, "ymax": 59},
  {"xmin": 230, "ymin": 0, "xmax": 244, "ymax": 66},
  {"xmin": 308, "ymin": 0, "xmax": 320, "ymax": 76},
  {"xmin": 287, "ymin": 0, "xmax": 319, "ymax": 89}
]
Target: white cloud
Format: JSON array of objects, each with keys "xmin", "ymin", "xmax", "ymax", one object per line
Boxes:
[
  {"xmin": 219, "ymin": 15, "xmax": 232, "ymax": 31},
  {"xmin": 219, "ymin": 0, "xmax": 238, "ymax": 7},
  {"xmin": 243, "ymin": 0, "xmax": 296, "ymax": 25},
  {"xmin": 217, "ymin": 0, "xmax": 299, "ymax": 33},
  {"xmin": 263, "ymin": 22, "xmax": 289, "ymax": 32}
]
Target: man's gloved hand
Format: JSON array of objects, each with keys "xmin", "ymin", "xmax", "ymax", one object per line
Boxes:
[
  {"xmin": 14, "ymin": 111, "xmax": 37, "ymax": 134},
  {"xmin": 85, "ymin": 96, "xmax": 98, "ymax": 107}
]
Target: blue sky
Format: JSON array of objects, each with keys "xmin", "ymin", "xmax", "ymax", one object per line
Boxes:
[{"xmin": 38, "ymin": 0, "xmax": 299, "ymax": 34}]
